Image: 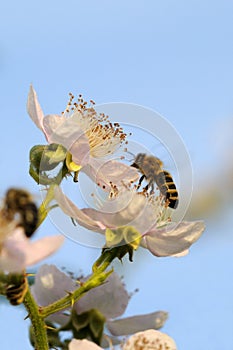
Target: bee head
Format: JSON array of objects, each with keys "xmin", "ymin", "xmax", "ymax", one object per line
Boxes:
[{"xmin": 131, "ymin": 153, "xmax": 146, "ymax": 168}]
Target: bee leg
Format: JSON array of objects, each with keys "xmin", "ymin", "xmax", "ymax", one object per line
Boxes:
[
  {"xmin": 73, "ymin": 171, "xmax": 79, "ymax": 182},
  {"xmin": 137, "ymin": 175, "xmax": 145, "ymax": 189},
  {"xmin": 149, "ymin": 182, "xmax": 154, "ymax": 195},
  {"xmin": 144, "ymin": 180, "xmax": 154, "ymax": 194}
]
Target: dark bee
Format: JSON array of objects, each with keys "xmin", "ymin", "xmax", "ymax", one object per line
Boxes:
[
  {"xmin": 131, "ymin": 153, "xmax": 179, "ymax": 209},
  {"xmin": 3, "ymin": 188, "xmax": 38, "ymax": 237},
  {"xmin": 5, "ymin": 274, "xmax": 28, "ymax": 306}
]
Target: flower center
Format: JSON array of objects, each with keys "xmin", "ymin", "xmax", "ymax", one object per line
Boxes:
[
  {"xmin": 62, "ymin": 94, "xmax": 127, "ymax": 157},
  {"xmin": 65, "ymin": 152, "xmax": 82, "ymax": 172}
]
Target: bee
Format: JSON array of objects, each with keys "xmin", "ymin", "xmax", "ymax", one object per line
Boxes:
[
  {"xmin": 5, "ymin": 274, "xmax": 28, "ymax": 306},
  {"xmin": 3, "ymin": 188, "xmax": 38, "ymax": 237},
  {"xmin": 131, "ymin": 153, "xmax": 179, "ymax": 209}
]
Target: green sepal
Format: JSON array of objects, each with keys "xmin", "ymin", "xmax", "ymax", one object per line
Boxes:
[
  {"xmin": 105, "ymin": 227, "xmax": 124, "ymax": 247},
  {"xmin": 105, "ymin": 226, "xmax": 142, "ymax": 250},
  {"xmin": 29, "ymin": 143, "xmax": 69, "ymax": 185},
  {"xmin": 122, "ymin": 226, "xmax": 142, "ymax": 250},
  {"xmin": 71, "ymin": 309, "xmax": 105, "ymax": 345},
  {"xmin": 29, "ymin": 144, "xmax": 69, "ymax": 185},
  {"xmin": 102, "ymin": 244, "xmax": 134, "ymax": 262},
  {"xmin": 30, "ymin": 144, "xmax": 67, "ymax": 171}
]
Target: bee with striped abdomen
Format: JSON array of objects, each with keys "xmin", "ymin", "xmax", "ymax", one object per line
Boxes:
[
  {"xmin": 1, "ymin": 188, "xmax": 37, "ymax": 305},
  {"xmin": 131, "ymin": 153, "xmax": 179, "ymax": 209},
  {"xmin": 5, "ymin": 274, "xmax": 28, "ymax": 306},
  {"xmin": 3, "ymin": 188, "xmax": 38, "ymax": 237}
]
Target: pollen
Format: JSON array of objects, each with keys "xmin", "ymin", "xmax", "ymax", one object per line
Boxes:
[{"xmin": 62, "ymin": 93, "xmax": 127, "ymax": 158}]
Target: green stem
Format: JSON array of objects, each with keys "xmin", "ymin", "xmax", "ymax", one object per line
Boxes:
[
  {"xmin": 92, "ymin": 247, "xmax": 119, "ymax": 272},
  {"xmin": 40, "ymin": 269, "xmax": 113, "ymax": 319},
  {"xmin": 24, "ymin": 285, "xmax": 49, "ymax": 350},
  {"xmin": 40, "ymin": 247, "xmax": 128, "ymax": 319},
  {"xmin": 37, "ymin": 185, "xmax": 57, "ymax": 228}
]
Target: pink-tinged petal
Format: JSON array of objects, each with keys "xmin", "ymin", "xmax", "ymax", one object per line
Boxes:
[
  {"xmin": 27, "ymin": 85, "xmax": 45, "ymax": 133},
  {"xmin": 106, "ymin": 311, "xmax": 168, "ymax": 336},
  {"xmin": 31, "ymin": 264, "xmax": 76, "ymax": 325},
  {"xmin": 0, "ymin": 250, "xmax": 25, "ymax": 272},
  {"xmin": 84, "ymin": 158, "xmax": 139, "ymax": 191},
  {"xmin": 172, "ymin": 249, "xmax": 189, "ymax": 257},
  {"xmin": 43, "ymin": 114, "xmax": 66, "ymax": 140},
  {"xmin": 24, "ymin": 235, "xmax": 64, "ymax": 266},
  {"xmin": 69, "ymin": 339, "xmax": 103, "ymax": 350},
  {"xmin": 54, "ymin": 186, "xmax": 105, "ymax": 232},
  {"xmin": 82, "ymin": 191, "xmax": 158, "ymax": 234},
  {"xmin": 31, "ymin": 264, "xmax": 76, "ymax": 304},
  {"xmin": 74, "ymin": 272, "xmax": 129, "ymax": 319},
  {"xmin": 0, "ymin": 229, "xmax": 63, "ymax": 272},
  {"xmin": 122, "ymin": 329, "xmax": 177, "ymax": 350},
  {"xmin": 0, "ymin": 228, "xmax": 26, "ymax": 272},
  {"xmin": 143, "ymin": 221, "xmax": 205, "ymax": 257},
  {"xmin": 43, "ymin": 114, "xmax": 90, "ymax": 166},
  {"xmin": 70, "ymin": 137, "xmax": 90, "ymax": 167}
]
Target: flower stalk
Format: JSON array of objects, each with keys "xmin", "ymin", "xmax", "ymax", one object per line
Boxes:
[
  {"xmin": 37, "ymin": 184, "xmax": 57, "ymax": 228},
  {"xmin": 23, "ymin": 287, "xmax": 49, "ymax": 350}
]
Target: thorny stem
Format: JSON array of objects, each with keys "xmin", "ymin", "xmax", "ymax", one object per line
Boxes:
[
  {"xmin": 40, "ymin": 268, "xmax": 113, "ymax": 318},
  {"xmin": 0, "ymin": 245, "xmax": 123, "ymax": 349},
  {"xmin": 24, "ymin": 286, "xmax": 49, "ymax": 350},
  {"xmin": 40, "ymin": 247, "xmax": 128, "ymax": 318},
  {"xmin": 92, "ymin": 246, "xmax": 121, "ymax": 272}
]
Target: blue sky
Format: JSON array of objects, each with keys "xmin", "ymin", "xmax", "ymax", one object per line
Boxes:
[{"xmin": 1, "ymin": 0, "xmax": 233, "ymax": 349}]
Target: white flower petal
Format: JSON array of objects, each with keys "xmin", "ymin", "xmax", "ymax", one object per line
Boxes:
[
  {"xmin": 0, "ymin": 229, "xmax": 64, "ymax": 273},
  {"xmin": 122, "ymin": 329, "xmax": 177, "ymax": 350},
  {"xmin": 143, "ymin": 221, "xmax": 205, "ymax": 257},
  {"xmin": 0, "ymin": 228, "xmax": 26, "ymax": 272},
  {"xmin": 54, "ymin": 186, "xmax": 104, "ymax": 232},
  {"xmin": 27, "ymin": 85, "xmax": 45, "ymax": 133},
  {"xmin": 24, "ymin": 235, "xmax": 64, "ymax": 266},
  {"xmin": 106, "ymin": 311, "xmax": 168, "ymax": 336},
  {"xmin": 74, "ymin": 272, "xmax": 129, "ymax": 319},
  {"xmin": 82, "ymin": 191, "xmax": 159, "ymax": 234},
  {"xmin": 43, "ymin": 114, "xmax": 66, "ymax": 139},
  {"xmin": 43, "ymin": 114, "xmax": 90, "ymax": 166},
  {"xmin": 69, "ymin": 339, "xmax": 103, "ymax": 350},
  {"xmin": 84, "ymin": 158, "xmax": 139, "ymax": 191}
]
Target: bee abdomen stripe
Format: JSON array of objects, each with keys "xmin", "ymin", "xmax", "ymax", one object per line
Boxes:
[{"xmin": 168, "ymin": 199, "xmax": 179, "ymax": 209}]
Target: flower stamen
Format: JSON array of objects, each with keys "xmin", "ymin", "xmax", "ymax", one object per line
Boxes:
[{"xmin": 62, "ymin": 93, "xmax": 127, "ymax": 158}]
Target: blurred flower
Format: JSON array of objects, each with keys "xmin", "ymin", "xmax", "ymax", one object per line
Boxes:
[
  {"xmin": 0, "ymin": 226, "xmax": 64, "ymax": 273},
  {"xmin": 54, "ymin": 186, "xmax": 205, "ymax": 257},
  {"xmin": 0, "ymin": 212, "xmax": 17, "ymax": 244},
  {"xmin": 122, "ymin": 329, "xmax": 177, "ymax": 350},
  {"xmin": 32, "ymin": 265, "xmax": 167, "ymax": 344},
  {"xmin": 0, "ymin": 188, "xmax": 64, "ymax": 273},
  {"xmin": 27, "ymin": 86, "xmax": 138, "ymax": 191},
  {"xmin": 69, "ymin": 339, "xmax": 103, "ymax": 350},
  {"xmin": 74, "ymin": 270, "xmax": 129, "ymax": 320},
  {"xmin": 106, "ymin": 311, "xmax": 168, "ymax": 337},
  {"xmin": 68, "ymin": 329, "xmax": 177, "ymax": 350}
]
